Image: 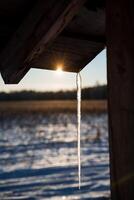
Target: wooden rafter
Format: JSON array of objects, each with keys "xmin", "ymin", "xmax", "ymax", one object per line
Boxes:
[{"xmin": 0, "ymin": 0, "xmax": 87, "ymax": 83}]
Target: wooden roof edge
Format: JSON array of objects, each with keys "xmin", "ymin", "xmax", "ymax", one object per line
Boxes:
[{"xmin": 0, "ymin": 0, "xmax": 87, "ymax": 84}]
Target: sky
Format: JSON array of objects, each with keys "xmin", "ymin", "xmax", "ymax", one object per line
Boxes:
[{"xmin": 0, "ymin": 49, "xmax": 107, "ymax": 92}]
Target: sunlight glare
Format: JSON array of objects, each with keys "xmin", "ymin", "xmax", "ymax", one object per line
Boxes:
[{"xmin": 56, "ymin": 65, "xmax": 63, "ymax": 75}]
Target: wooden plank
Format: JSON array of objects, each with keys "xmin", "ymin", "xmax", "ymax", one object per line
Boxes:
[
  {"xmin": 107, "ymin": 0, "xmax": 134, "ymax": 199},
  {"xmin": 30, "ymin": 35, "xmax": 104, "ymax": 72},
  {"xmin": 31, "ymin": 36, "xmax": 104, "ymax": 72},
  {"xmin": 0, "ymin": 0, "xmax": 86, "ymax": 83},
  {"xmin": 61, "ymin": 31, "xmax": 106, "ymax": 43},
  {"xmin": 64, "ymin": 5, "xmax": 105, "ymax": 38}
]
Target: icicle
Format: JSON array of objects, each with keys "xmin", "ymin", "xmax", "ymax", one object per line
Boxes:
[{"xmin": 76, "ymin": 72, "xmax": 82, "ymax": 189}]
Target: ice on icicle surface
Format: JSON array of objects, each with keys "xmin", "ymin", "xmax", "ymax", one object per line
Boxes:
[{"xmin": 76, "ymin": 72, "xmax": 82, "ymax": 189}]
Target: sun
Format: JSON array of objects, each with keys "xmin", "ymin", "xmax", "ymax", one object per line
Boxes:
[{"xmin": 56, "ymin": 65, "xmax": 63, "ymax": 75}]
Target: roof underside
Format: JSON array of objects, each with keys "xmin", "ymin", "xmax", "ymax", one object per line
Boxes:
[{"xmin": 0, "ymin": 0, "xmax": 105, "ymax": 84}]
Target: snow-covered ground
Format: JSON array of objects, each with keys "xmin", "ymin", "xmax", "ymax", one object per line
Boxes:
[{"xmin": 0, "ymin": 113, "xmax": 110, "ymax": 200}]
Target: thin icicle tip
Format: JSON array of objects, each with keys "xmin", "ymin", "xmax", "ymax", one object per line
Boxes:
[{"xmin": 76, "ymin": 72, "xmax": 82, "ymax": 189}]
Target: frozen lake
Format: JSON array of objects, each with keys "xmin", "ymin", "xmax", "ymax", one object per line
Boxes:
[{"xmin": 0, "ymin": 112, "xmax": 110, "ymax": 200}]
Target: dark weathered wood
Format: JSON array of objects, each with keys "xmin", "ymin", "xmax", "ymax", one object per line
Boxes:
[
  {"xmin": 64, "ymin": 5, "xmax": 105, "ymax": 38},
  {"xmin": 0, "ymin": 0, "xmax": 86, "ymax": 83},
  {"xmin": 107, "ymin": 0, "xmax": 134, "ymax": 199},
  {"xmin": 0, "ymin": 0, "xmax": 36, "ymax": 53},
  {"xmin": 61, "ymin": 31, "xmax": 106, "ymax": 44},
  {"xmin": 30, "ymin": 35, "xmax": 104, "ymax": 72}
]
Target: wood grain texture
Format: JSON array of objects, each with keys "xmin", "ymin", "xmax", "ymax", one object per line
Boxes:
[{"xmin": 107, "ymin": 0, "xmax": 134, "ymax": 199}]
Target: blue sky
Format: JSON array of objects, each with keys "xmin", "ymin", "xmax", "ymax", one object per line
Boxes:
[{"xmin": 0, "ymin": 49, "xmax": 106, "ymax": 92}]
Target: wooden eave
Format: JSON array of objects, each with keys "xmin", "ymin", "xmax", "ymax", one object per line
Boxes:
[{"xmin": 0, "ymin": 0, "xmax": 105, "ymax": 84}]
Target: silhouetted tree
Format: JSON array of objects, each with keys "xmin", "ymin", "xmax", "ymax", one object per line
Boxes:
[{"xmin": 0, "ymin": 85, "xmax": 107, "ymax": 101}]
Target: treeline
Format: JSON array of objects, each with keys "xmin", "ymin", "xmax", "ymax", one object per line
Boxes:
[{"xmin": 0, "ymin": 85, "xmax": 107, "ymax": 101}]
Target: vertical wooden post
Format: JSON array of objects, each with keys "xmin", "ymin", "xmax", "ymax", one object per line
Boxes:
[{"xmin": 107, "ymin": 0, "xmax": 134, "ymax": 199}]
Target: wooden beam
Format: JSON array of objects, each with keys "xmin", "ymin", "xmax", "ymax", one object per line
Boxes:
[
  {"xmin": 61, "ymin": 31, "xmax": 106, "ymax": 44},
  {"xmin": 107, "ymin": 0, "xmax": 134, "ymax": 199},
  {"xmin": 0, "ymin": 0, "xmax": 86, "ymax": 84}
]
